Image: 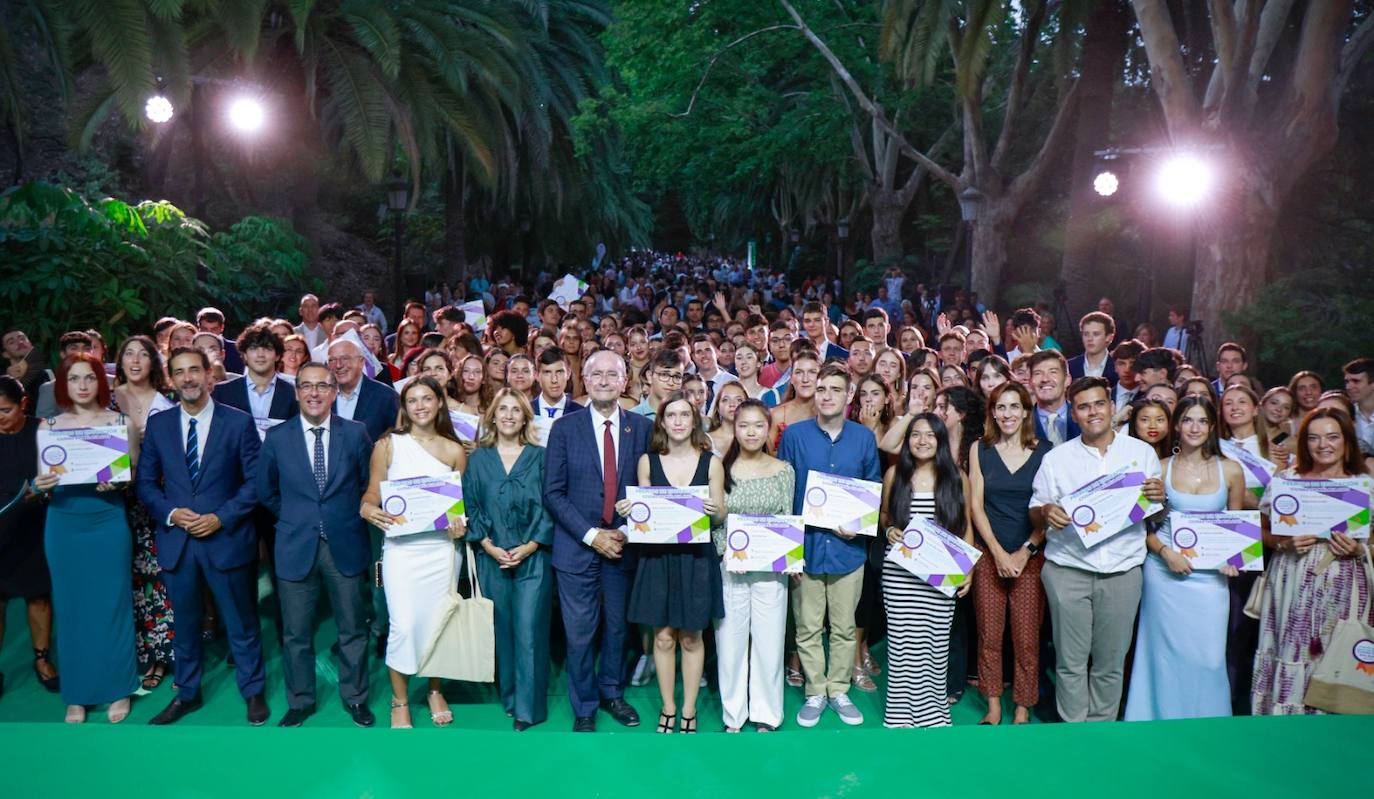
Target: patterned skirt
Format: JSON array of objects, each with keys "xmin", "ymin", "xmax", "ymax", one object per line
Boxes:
[{"xmin": 128, "ymin": 497, "xmax": 175, "ymax": 669}]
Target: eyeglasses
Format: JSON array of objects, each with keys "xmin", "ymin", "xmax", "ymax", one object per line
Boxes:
[
  {"xmin": 655, "ymin": 371, "xmax": 684, "ymax": 383},
  {"xmin": 327, "ymin": 356, "xmax": 358, "ymax": 366},
  {"xmin": 297, "ymin": 382, "xmax": 337, "ymax": 394}
]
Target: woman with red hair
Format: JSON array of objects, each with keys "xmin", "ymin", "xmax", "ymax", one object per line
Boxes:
[{"xmin": 33, "ymin": 352, "xmax": 139, "ymax": 724}]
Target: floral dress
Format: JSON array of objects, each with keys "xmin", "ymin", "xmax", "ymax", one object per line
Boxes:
[{"xmin": 119, "ymin": 392, "xmax": 178, "ymax": 671}]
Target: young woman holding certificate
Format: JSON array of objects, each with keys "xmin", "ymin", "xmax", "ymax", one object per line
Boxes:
[
  {"xmin": 969, "ymin": 382, "xmax": 1049, "ymax": 725},
  {"xmin": 359, "ymin": 377, "xmax": 467, "ymax": 729},
  {"xmin": 717, "ymin": 400, "xmax": 795, "ymax": 732},
  {"xmin": 620, "ymin": 391, "xmax": 726, "ymax": 733},
  {"xmin": 463, "ymin": 387, "xmax": 555, "ymax": 731},
  {"xmin": 1252, "ymin": 408, "xmax": 1374, "ymax": 715},
  {"xmin": 1125, "ymin": 396, "xmax": 1246, "ymax": 720},
  {"xmin": 879, "ymin": 413, "xmax": 973, "ymax": 728},
  {"xmin": 33, "ymin": 352, "xmax": 139, "ymax": 724}
]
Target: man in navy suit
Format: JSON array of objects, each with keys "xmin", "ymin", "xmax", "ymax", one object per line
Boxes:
[
  {"xmin": 531, "ymin": 349, "xmax": 584, "ymax": 419},
  {"xmin": 802, "ymin": 302, "xmax": 847, "ymax": 363},
  {"xmin": 544, "ymin": 350, "xmax": 652, "ymax": 732},
  {"xmin": 213, "ymin": 324, "xmax": 299, "ymax": 438},
  {"xmin": 136, "ymin": 348, "xmax": 268, "ymax": 726},
  {"xmin": 1030, "ymin": 350, "xmax": 1080, "ymax": 446},
  {"xmin": 258, "ymin": 361, "xmax": 377, "ymax": 728},
  {"xmin": 1067, "ymin": 311, "xmax": 1119, "ymax": 388}
]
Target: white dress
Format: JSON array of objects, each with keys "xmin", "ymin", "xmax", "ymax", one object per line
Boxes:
[{"xmin": 382, "ymin": 433, "xmax": 460, "ymax": 674}]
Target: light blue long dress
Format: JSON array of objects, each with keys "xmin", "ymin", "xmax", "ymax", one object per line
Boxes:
[{"xmin": 1124, "ymin": 458, "xmax": 1232, "ymax": 720}]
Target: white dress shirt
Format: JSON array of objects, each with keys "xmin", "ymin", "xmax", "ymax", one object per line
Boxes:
[
  {"xmin": 1354, "ymin": 403, "xmax": 1374, "ymax": 456},
  {"xmin": 295, "ymin": 322, "xmax": 327, "ymax": 350},
  {"xmin": 1081, "ymin": 352, "xmax": 1108, "ymax": 378},
  {"xmin": 538, "ymin": 394, "xmax": 570, "ymax": 419},
  {"xmin": 1029, "ymin": 431, "xmax": 1162, "ymax": 574},
  {"xmin": 246, "ymin": 375, "xmax": 276, "ymax": 422},
  {"xmin": 335, "ymin": 383, "xmax": 361, "ymax": 421},
  {"xmin": 582, "ymin": 403, "xmax": 622, "ymax": 546}
]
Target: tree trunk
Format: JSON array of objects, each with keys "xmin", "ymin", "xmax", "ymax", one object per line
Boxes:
[
  {"xmin": 870, "ymin": 190, "xmax": 905, "ymax": 264},
  {"xmin": 970, "ymin": 202, "xmax": 1011, "ymax": 305},
  {"xmin": 1059, "ymin": 0, "xmax": 1131, "ymax": 321},
  {"xmin": 443, "ymin": 147, "xmax": 468, "ymax": 289},
  {"xmin": 1189, "ymin": 160, "xmax": 1278, "ymax": 350}
]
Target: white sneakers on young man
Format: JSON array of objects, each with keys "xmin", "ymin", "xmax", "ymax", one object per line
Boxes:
[{"xmin": 795, "ymin": 693, "xmax": 865, "ymax": 727}]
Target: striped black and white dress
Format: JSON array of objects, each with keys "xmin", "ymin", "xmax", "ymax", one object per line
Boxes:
[{"xmin": 882, "ymin": 492, "xmax": 955, "ymax": 728}]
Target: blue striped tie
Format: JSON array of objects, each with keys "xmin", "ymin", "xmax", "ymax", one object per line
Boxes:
[{"xmin": 185, "ymin": 418, "xmax": 200, "ymax": 485}]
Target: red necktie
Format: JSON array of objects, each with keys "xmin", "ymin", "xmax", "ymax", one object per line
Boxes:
[{"xmin": 601, "ymin": 419, "xmax": 617, "ymax": 527}]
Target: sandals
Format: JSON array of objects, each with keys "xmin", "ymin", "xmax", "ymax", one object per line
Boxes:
[
  {"xmin": 65, "ymin": 704, "xmax": 87, "ymax": 724},
  {"xmin": 851, "ymin": 669, "xmax": 878, "ymax": 693},
  {"xmin": 785, "ymin": 665, "xmax": 804, "ymax": 688},
  {"xmin": 427, "ymin": 690, "xmax": 453, "ymax": 727},
  {"xmin": 107, "ymin": 697, "xmax": 131, "ymax": 724},
  {"xmin": 390, "ymin": 697, "xmax": 413, "ymax": 729},
  {"xmin": 680, "ymin": 714, "xmax": 697, "ymax": 734},
  {"xmin": 859, "ymin": 651, "xmax": 882, "ymax": 676},
  {"xmin": 656, "ymin": 710, "xmax": 676, "ymax": 734},
  {"xmin": 141, "ymin": 662, "xmax": 167, "ymax": 692},
  {"xmin": 33, "ymin": 648, "xmax": 60, "ymax": 693}
]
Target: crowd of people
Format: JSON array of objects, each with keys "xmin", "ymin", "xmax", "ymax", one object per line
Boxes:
[{"xmin": 2, "ymin": 249, "xmax": 1372, "ymax": 732}]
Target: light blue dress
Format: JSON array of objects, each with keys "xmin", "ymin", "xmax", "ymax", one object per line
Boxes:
[{"xmin": 1124, "ymin": 458, "xmax": 1232, "ymax": 720}]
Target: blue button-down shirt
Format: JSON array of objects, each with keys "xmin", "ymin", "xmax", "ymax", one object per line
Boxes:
[{"xmin": 777, "ymin": 418, "xmax": 882, "ymax": 575}]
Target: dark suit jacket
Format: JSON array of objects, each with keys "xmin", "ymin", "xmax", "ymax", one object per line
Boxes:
[
  {"xmin": 332, "ymin": 377, "xmax": 399, "ymax": 443},
  {"xmin": 135, "ymin": 402, "xmax": 262, "ymax": 571},
  {"xmin": 1034, "ymin": 406, "xmax": 1082, "ymax": 444},
  {"xmin": 257, "ymin": 415, "xmax": 374, "ymax": 581},
  {"xmin": 818, "ymin": 341, "xmax": 849, "ymax": 364},
  {"xmin": 543, "ymin": 407, "xmax": 652, "ymax": 573},
  {"xmin": 212, "ymin": 375, "xmax": 299, "ymax": 421},
  {"xmin": 1067, "ymin": 353, "xmax": 1118, "ymax": 387},
  {"xmin": 531, "ymin": 396, "xmax": 584, "ymax": 418},
  {"xmin": 222, "ymin": 339, "xmax": 244, "ymax": 374}
]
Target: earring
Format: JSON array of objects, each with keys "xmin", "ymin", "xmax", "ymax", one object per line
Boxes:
[{"xmin": 1171, "ymin": 444, "xmax": 1181, "ymax": 455}]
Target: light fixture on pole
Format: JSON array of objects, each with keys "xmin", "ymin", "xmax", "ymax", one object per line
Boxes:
[
  {"xmin": 958, "ymin": 186, "xmax": 985, "ymax": 293},
  {"xmin": 226, "ymin": 95, "xmax": 266, "ymax": 134},
  {"xmin": 836, "ymin": 216, "xmax": 850, "ymax": 299},
  {"xmin": 386, "ymin": 176, "xmax": 410, "ymax": 320},
  {"xmin": 1093, "ymin": 170, "xmax": 1120, "ymax": 197},
  {"xmin": 1155, "ymin": 154, "xmax": 1212, "ymax": 208},
  {"xmin": 145, "ymin": 95, "xmax": 174, "ymax": 124}
]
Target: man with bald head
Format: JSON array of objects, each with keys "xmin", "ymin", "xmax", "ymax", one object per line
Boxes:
[
  {"xmin": 327, "ymin": 338, "xmax": 396, "ymax": 443},
  {"xmin": 543, "ymin": 350, "xmax": 653, "ymax": 732},
  {"xmin": 294, "ymin": 294, "xmax": 327, "ymax": 350}
]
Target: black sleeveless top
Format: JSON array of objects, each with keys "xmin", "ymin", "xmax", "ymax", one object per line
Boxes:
[
  {"xmin": 648, "ymin": 451, "xmax": 712, "ymax": 489},
  {"xmin": 976, "ymin": 439, "xmax": 1050, "ymax": 551}
]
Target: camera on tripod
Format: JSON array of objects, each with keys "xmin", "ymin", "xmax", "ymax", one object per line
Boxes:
[{"xmin": 1186, "ymin": 320, "xmax": 1204, "ymax": 336}]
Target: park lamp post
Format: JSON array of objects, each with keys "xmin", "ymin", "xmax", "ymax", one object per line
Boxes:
[
  {"xmin": 836, "ymin": 216, "xmax": 850, "ymax": 300},
  {"xmin": 959, "ymin": 187, "xmax": 985, "ymax": 294},
  {"xmin": 387, "ymin": 176, "xmax": 409, "ymax": 321}
]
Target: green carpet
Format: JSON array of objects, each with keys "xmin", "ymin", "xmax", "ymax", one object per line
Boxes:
[{"xmin": 4, "ymin": 593, "xmax": 1373, "ymax": 798}]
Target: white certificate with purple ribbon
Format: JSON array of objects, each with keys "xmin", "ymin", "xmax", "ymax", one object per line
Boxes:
[
  {"xmin": 885, "ymin": 514, "xmax": 981, "ymax": 597},
  {"xmin": 1166, "ymin": 510, "xmax": 1264, "ymax": 571},
  {"xmin": 449, "ymin": 410, "xmax": 481, "ymax": 442},
  {"xmin": 626, "ymin": 486, "xmax": 711, "ymax": 544},
  {"xmin": 1268, "ymin": 475, "xmax": 1372, "ymax": 539},
  {"xmin": 1219, "ymin": 439, "xmax": 1276, "ymax": 501},
  {"xmin": 801, "ymin": 471, "xmax": 881, "ymax": 537},
  {"xmin": 379, "ymin": 472, "xmax": 465, "ymax": 537},
  {"xmin": 1062, "ymin": 466, "xmax": 1162, "ymax": 548},
  {"xmin": 459, "ymin": 300, "xmax": 487, "ymax": 332},
  {"xmin": 37, "ymin": 426, "xmax": 131, "ymax": 485},
  {"xmin": 724, "ymin": 514, "xmax": 804, "ymax": 573}
]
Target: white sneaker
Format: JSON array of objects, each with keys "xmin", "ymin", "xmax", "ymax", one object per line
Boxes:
[
  {"xmin": 796, "ymin": 694, "xmax": 827, "ymax": 728},
  {"xmin": 629, "ymin": 654, "xmax": 655, "ymax": 687},
  {"xmin": 829, "ymin": 693, "xmax": 864, "ymax": 726}
]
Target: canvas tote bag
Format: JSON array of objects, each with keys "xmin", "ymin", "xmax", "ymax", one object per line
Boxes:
[
  {"xmin": 418, "ymin": 544, "xmax": 495, "ymax": 682},
  {"xmin": 1304, "ymin": 550, "xmax": 1374, "ymax": 714}
]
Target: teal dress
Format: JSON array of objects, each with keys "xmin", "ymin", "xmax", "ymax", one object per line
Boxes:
[
  {"xmin": 462, "ymin": 444, "xmax": 554, "ymax": 725},
  {"xmin": 45, "ymin": 482, "xmax": 140, "ymax": 706}
]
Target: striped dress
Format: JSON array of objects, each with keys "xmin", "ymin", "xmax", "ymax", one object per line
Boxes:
[{"xmin": 882, "ymin": 492, "xmax": 956, "ymax": 728}]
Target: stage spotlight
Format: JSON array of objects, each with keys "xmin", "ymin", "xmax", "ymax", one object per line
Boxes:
[
  {"xmin": 1155, "ymin": 154, "xmax": 1212, "ymax": 207},
  {"xmin": 145, "ymin": 95, "xmax": 174, "ymax": 124},
  {"xmin": 1093, "ymin": 171, "xmax": 1119, "ymax": 197},
  {"xmin": 227, "ymin": 96, "xmax": 265, "ymax": 134}
]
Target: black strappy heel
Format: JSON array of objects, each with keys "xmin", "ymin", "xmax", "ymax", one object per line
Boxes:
[
  {"xmin": 33, "ymin": 648, "xmax": 59, "ymax": 693},
  {"xmin": 655, "ymin": 710, "xmax": 676, "ymax": 734},
  {"xmin": 680, "ymin": 714, "xmax": 697, "ymax": 734}
]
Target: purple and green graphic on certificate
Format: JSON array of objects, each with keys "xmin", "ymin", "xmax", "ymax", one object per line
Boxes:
[
  {"xmin": 725, "ymin": 514, "xmax": 804, "ymax": 573},
  {"xmin": 886, "ymin": 514, "xmax": 982, "ymax": 597},
  {"xmin": 379, "ymin": 472, "xmax": 465, "ymax": 537},
  {"xmin": 37, "ymin": 425, "xmax": 131, "ymax": 485},
  {"xmin": 1167, "ymin": 510, "xmax": 1264, "ymax": 571},
  {"xmin": 626, "ymin": 486, "xmax": 712, "ymax": 544},
  {"xmin": 1269, "ymin": 475, "xmax": 1372, "ymax": 539},
  {"xmin": 1220, "ymin": 439, "xmax": 1276, "ymax": 500},
  {"xmin": 1062, "ymin": 466, "xmax": 1163, "ymax": 549},
  {"xmin": 801, "ymin": 471, "xmax": 881, "ymax": 537}
]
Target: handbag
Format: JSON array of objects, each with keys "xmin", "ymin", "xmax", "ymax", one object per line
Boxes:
[
  {"xmin": 1303, "ymin": 548, "xmax": 1374, "ymax": 714},
  {"xmin": 417, "ymin": 544, "xmax": 495, "ymax": 682},
  {"xmin": 1242, "ymin": 572, "xmax": 1266, "ymax": 620}
]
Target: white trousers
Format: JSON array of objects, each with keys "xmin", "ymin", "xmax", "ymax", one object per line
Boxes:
[{"xmin": 714, "ymin": 564, "xmax": 788, "ymax": 729}]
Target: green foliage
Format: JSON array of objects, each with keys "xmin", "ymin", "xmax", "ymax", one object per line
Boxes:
[
  {"xmin": 1225, "ymin": 266, "xmax": 1374, "ymax": 389},
  {"xmin": 0, "ymin": 182, "xmax": 312, "ymax": 350}
]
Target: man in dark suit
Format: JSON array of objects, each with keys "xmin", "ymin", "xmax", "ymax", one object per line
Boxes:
[
  {"xmin": 1030, "ymin": 349, "xmax": 1080, "ymax": 446},
  {"xmin": 258, "ymin": 361, "xmax": 376, "ymax": 728},
  {"xmin": 1066, "ymin": 311, "xmax": 1119, "ymax": 388},
  {"xmin": 197, "ymin": 307, "xmax": 244, "ymax": 374},
  {"xmin": 531, "ymin": 349, "xmax": 584, "ymax": 419},
  {"xmin": 544, "ymin": 350, "xmax": 652, "ymax": 732},
  {"xmin": 136, "ymin": 347, "xmax": 268, "ymax": 726},
  {"xmin": 801, "ymin": 302, "xmax": 847, "ymax": 364},
  {"xmin": 213, "ymin": 324, "xmax": 299, "ymax": 439}
]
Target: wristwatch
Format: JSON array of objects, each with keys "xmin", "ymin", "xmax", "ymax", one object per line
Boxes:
[{"xmin": 1024, "ymin": 540, "xmax": 1041, "ymax": 556}]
